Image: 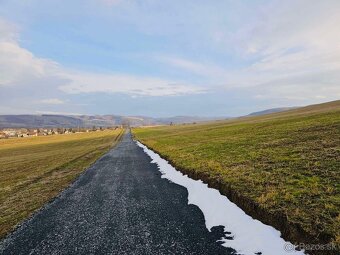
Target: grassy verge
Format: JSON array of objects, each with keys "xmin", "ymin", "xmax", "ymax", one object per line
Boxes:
[
  {"xmin": 0, "ymin": 129, "xmax": 123, "ymax": 239},
  {"xmin": 133, "ymin": 101, "xmax": 340, "ymax": 253}
]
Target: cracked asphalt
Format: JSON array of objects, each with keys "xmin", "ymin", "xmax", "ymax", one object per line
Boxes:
[{"xmin": 0, "ymin": 131, "xmax": 235, "ymax": 255}]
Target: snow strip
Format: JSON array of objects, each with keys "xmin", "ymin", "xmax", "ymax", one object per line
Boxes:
[{"xmin": 136, "ymin": 141, "xmax": 305, "ymax": 255}]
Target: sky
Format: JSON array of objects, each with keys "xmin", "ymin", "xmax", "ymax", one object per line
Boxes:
[{"xmin": 0, "ymin": 0, "xmax": 339, "ymax": 117}]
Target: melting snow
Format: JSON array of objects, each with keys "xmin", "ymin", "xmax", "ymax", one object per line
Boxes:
[{"xmin": 137, "ymin": 141, "xmax": 305, "ymax": 255}]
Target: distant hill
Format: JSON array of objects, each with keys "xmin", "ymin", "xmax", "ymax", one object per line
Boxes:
[
  {"xmin": 156, "ymin": 116, "xmax": 220, "ymax": 125},
  {"xmin": 0, "ymin": 114, "xmax": 220, "ymax": 128},
  {"xmin": 247, "ymin": 107, "xmax": 298, "ymax": 116},
  {"xmin": 3, "ymin": 103, "xmax": 333, "ymax": 128},
  {"xmin": 0, "ymin": 115, "xmax": 85, "ymax": 129}
]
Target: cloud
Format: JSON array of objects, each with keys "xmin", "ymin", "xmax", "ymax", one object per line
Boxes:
[
  {"xmin": 0, "ymin": 41, "xmax": 59, "ymax": 86},
  {"xmin": 0, "ymin": 18, "xmax": 59, "ymax": 87},
  {"xmin": 98, "ymin": 0, "xmax": 122, "ymax": 6},
  {"xmin": 156, "ymin": 56, "xmax": 225, "ymax": 78},
  {"xmin": 150, "ymin": 1, "xmax": 340, "ymax": 103},
  {"xmin": 40, "ymin": 98, "xmax": 65, "ymax": 105},
  {"xmin": 226, "ymin": 1, "xmax": 340, "ymax": 102},
  {"xmin": 0, "ymin": 1, "xmax": 339, "ymax": 115},
  {"xmin": 0, "ymin": 18, "xmax": 18, "ymax": 42},
  {"xmin": 0, "ymin": 18, "xmax": 203, "ymax": 98},
  {"xmin": 59, "ymin": 71, "xmax": 205, "ymax": 96}
]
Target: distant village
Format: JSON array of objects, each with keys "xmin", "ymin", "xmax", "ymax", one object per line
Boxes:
[{"xmin": 0, "ymin": 126, "xmax": 120, "ymax": 139}]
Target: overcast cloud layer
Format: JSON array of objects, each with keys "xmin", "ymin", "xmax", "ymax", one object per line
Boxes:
[{"xmin": 0, "ymin": 0, "xmax": 339, "ymax": 116}]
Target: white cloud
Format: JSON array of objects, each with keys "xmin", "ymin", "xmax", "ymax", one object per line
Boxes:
[
  {"xmin": 0, "ymin": 18, "xmax": 203, "ymax": 97},
  {"xmin": 0, "ymin": 18, "xmax": 18, "ymax": 42},
  {"xmin": 229, "ymin": 1, "xmax": 340, "ymax": 103},
  {"xmin": 40, "ymin": 98, "xmax": 65, "ymax": 105},
  {"xmin": 0, "ymin": 18, "xmax": 59, "ymax": 87},
  {"xmin": 0, "ymin": 41, "xmax": 59, "ymax": 86},
  {"xmin": 59, "ymin": 71, "xmax": 205, "ymax": 96},
  {"xmin": 152, "ymin": 1, "xmax": 340, "ymax": 103},
  {"xmin": 156, "ymin": 56, "xmax": 225, "ymax": 78},
  {"xmin": 1, "ymin": 1, "xmax": 339, "ymax": 115}
]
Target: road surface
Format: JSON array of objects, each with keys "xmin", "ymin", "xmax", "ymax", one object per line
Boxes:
[{"xmin": 0, "ymin": 131, "xmax": 235, "ymax": 255}]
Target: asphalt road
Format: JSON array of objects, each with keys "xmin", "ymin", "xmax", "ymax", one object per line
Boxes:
[{"xmin": 0, "ymin": 131, "xmax": 235, "ymax": 255}]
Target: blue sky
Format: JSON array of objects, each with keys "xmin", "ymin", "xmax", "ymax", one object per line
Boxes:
[{"xmin": 0, "ymin": 0, "xmax": 339, "ymax": 117}]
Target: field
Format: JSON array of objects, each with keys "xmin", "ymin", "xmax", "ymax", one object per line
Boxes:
[
  {"xmin": 133, "ymin": 100, "xmax": 340, "ymax": 249},
  {"xmin": 0, "ymin": 129, "xmax": 123, "ymax": 239}
]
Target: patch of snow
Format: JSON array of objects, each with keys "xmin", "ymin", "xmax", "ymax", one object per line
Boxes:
[{"xmin": 136, "ymin": 141, "xmax": 306, "ymax": 255}]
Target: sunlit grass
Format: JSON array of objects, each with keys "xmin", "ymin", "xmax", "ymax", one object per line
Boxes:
[
  {"xmin": 133, "ymin": 100, "xmax": 340, "ymax": 245},
  {"xmin": 0, "ymin": 129, "xmax": 123, "ymax": 238}
]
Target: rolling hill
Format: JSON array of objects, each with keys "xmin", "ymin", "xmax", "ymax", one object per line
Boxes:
[{"xmin": 133, "ymin": 100, "xmax": 340, "ymax": 254}]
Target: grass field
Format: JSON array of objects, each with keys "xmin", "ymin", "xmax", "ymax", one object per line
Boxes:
[
  {"xmin": 0, "ymin": 129, "xmax": 123, "ymax": 239},
  {"xmin": 133, "ymin": 100, "xmax": 340, "ymax": 249}
]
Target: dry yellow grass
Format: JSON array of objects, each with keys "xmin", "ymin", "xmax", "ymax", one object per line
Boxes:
[{"xmin": 0, "ymin": 129, "xmax": 123, "ymax": 238}]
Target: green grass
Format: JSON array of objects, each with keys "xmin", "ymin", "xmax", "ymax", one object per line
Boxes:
[
  {"xmin": 0, "ymin": 129, "xmax": 123, "ymax": 238},
  {"xmin": 133, "ymin": 100, "xmax": 340, "ymax": 246}
]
